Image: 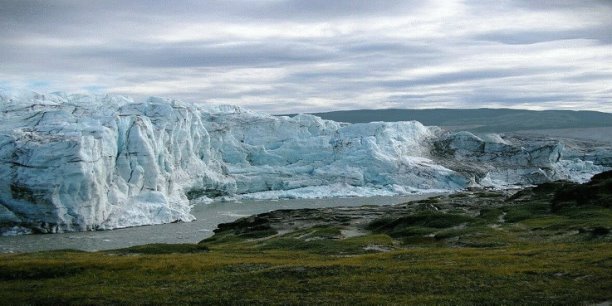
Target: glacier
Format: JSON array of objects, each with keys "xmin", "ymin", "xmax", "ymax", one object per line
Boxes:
[{"xmin": 0, "ymin": 91, "xmax": 607, "ymax": 234}]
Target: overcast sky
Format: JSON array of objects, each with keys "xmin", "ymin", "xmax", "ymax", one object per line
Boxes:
[{"xmin": 1, "ymin": 0, "xmax": 611, "ymax": 113}]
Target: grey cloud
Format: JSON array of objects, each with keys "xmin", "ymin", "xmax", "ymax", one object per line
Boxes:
[
  {"xmin": 0, "ymin": 40, "xmax": 337, "ymax": 75},
  {"xmin": 388, "ymin": 94, "xmax": 431, "ymax": 99},
  {"xmin": 466, "ymin": 93, "xmax": 585, "ymax": 105},
  {"xmin": 0, "ymin": 0, "xmax": 421, "ymax": 38},
  {"xmin": 563, "ymin": 72, "xmax": 612, "ymax": 83},
  {"xmin": 75, "ymin": 41, "xmax": 337, "ymax": 68},
  {"xmin": 378, "ymin": 67, "xmax": 564, "ymax": 89},
  {"xmin": 341, "ymin": 41, "xmax": 441, "ymax": 56},
  {"xmin": 474, "ymin": 27, "xmax": 612, "ymax": 45},
  {"xmin": 0, "ymin": 0, "xmax": 611, "ymax": 113},
  {"xmin": 278, "ymin": 41, "xmax": 446, "ymax": 83},
  {"xmin": 512, "ymin": 0, "xmax": 612, "ymax": 11},
  {"xmin": 242, "ymin": 0, "xmax": 423, "ymax": 21}
]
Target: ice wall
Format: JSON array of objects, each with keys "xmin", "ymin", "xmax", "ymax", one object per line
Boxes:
[{"xmin": 0, "ymin": 92, "xmax": 605, "ymax": 234}]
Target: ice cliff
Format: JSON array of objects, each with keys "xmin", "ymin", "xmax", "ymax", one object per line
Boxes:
[{"xmin": 0, "ymin": 92, "xmax": 606, "ymax": 234}]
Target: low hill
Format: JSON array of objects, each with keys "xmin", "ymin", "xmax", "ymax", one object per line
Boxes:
[{"xmin": 287, "ymin": 108, "xmax": 612, "ymax": 132}]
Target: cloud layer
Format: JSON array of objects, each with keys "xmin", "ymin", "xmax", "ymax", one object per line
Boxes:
[{"xmin": 1, "ymin": 0, "xmax": 611, "ymax": 113}]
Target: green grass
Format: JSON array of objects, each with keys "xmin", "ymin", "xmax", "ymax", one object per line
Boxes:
[
  {"xmin": 367, "ymin": 212, "xmax": 474, "ymax": 235},
  {"xmin": 503, "ymin": 202, "xmax": 550, "ymax": 223},
  {"xmin": 112, "ymin": 243, "xmax": 210, "ymax": 255},
  {"xmin": 1, "ymin": 201, "xmax": 609, "ymax": 305},
  {"xmin": 0, "ymin": 243, "xmax": 610, "ymax": 305},
  {"xmin": 259, "ymin": 233, "xmax": 395, "ymax": 255},
  {"xmin": 1, "ymin": 173, "xmax": 611, "ymax": 305}
]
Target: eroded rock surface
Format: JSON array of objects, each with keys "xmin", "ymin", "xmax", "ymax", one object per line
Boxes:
[{"xmin": 208, "ymin": 171, "xmax": 612, "ymax": 249}]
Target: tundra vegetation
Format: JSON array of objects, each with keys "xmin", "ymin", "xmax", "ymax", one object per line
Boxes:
[{"xmin": 0, "ymin": 171, "xmax": 610, "ymax": 305}]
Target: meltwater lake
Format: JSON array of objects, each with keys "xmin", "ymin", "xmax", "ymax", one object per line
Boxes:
[{"xmin": 0, "ymin": 194, "xmax": 439, "ymax": 253}]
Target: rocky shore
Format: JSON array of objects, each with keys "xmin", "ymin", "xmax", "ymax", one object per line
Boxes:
[{"xmin": 205, "ymin": 170, "xmax": 611, "ymax": 251}]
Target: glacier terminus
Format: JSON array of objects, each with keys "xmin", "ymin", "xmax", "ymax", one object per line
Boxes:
[{"xmin": 0, "ymin": 92, "xmax": 607, "ymax": 235}]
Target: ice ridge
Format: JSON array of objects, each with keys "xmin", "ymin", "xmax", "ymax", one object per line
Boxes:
[{"xmin": 0, "ymin": 92, "xmax": 606, "ymax": 234}]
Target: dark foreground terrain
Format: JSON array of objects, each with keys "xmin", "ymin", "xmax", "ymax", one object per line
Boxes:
[{"xmin": 0, "ymin": 172, "xmax": 611, "ymax": 305}]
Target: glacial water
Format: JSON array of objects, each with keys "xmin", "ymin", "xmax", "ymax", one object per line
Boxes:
[{"xmin": 0, "ymin": 194, "xmax": 439, "ymax": 253}]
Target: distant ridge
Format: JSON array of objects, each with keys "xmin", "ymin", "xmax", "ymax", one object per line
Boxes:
[{"xmin": 283, "ymin": 108, "xmax": 612, "ymax": 132}]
